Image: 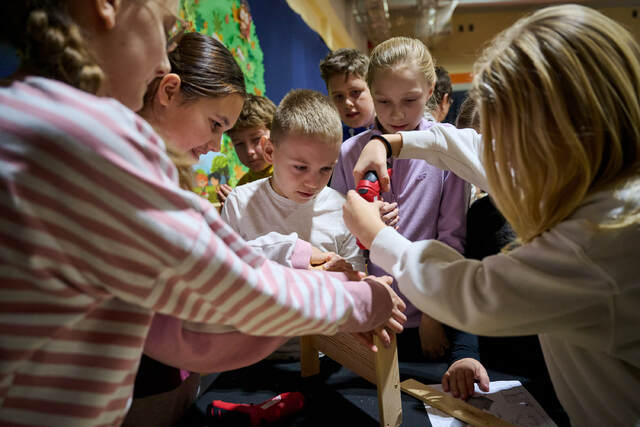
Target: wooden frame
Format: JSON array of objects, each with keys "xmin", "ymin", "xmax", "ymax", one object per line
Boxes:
[
  {"xmin": 300, "ymin": 333, "xmax": 402, "ymax": 427},
  {"xmin": 400, "ymin": 379, "xmax": 516, "ymax": 427}
]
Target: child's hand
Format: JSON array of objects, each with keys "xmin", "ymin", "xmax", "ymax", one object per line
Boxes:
[
  {"xmin": 309, "ymin": 250, "xmax": 364, "ymax": 281},
  {"xmin": 419, "ymin": 313, "xmax": 450, "ymax": 360},
  {"xmin": 216, "ymin": 184, "xmax": 233, "ymax": 205},
  {"xmin": 442, "ymin": 358, "xmax": 490, "ymax": 400},
  {"xmin": 352, "ymin": 134, "xmax": 402, "ymax": 193},
  {"xmin": 380, "ymin": 201, "xmax": 399, "ymax": 229},
  {"xmin": 352, "ymin": 276, "xmax": 407, "ymax": 351},
  {"xmin": 343, "ymin": 190, "xmax": 386, "ymax": 249}
]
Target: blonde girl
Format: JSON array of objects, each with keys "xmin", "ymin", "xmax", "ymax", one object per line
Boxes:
[
  {"xmin": 345, "ymin": 4, "xmax": 640, "ymax": 425},
  {"xmin": 0, "ymin": 1, "xmax": 405, "ymax": 425},
  {"xmin": 330, "ymin": 36, "xmax": 488, "ymax": 400}
]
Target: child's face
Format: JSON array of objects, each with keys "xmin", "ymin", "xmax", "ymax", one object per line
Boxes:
[
  {"xmin": 371, "ymin": 64, "xmax": 432, "ymax": 133},
  {"xmin": 89, "ymin": 0, "xmax": 179, "ymax": 111},
  {"xmin": 327, "ymin": 74, "xmax": 375, "ymax": 129},
  {"xmin": 163, "ymin": 93, "xmax": 245, "ymax": 159},
  {"xmin": 230, "ymin": 127, "xmax": 270, "ymax": 172},
  {"xmin": 265, "ymin": 136, "xmax": 339, "ymax": 204}
]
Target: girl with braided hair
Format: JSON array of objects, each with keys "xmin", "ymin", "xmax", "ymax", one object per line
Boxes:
[{"xmin": 0, "ymin": 2, "xmax": 406, "ymax": 425}]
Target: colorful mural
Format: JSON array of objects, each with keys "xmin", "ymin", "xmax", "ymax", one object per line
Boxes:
[{"xmin": 180, "ymin": 0, "xmax": 266, "ymax": 203}]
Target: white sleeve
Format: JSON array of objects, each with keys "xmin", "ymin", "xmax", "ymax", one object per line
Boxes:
[
  {"xmin": 221, "ymin": 190, "xmax": 303, "ymax": 267},
  {"xmin": 369, "ymin": 226, "xmax": 614, "ymax": 337},
  {"xmin": 220, "ymin": 189, "xmax": 240, "ymax": 230},
  {"xmin": 399, "ymin": 126, "xmax": 488, "ymax": 191},
  {"xmin": 246, "ymin": 231, "xmax": 301, "ymax": 268},
  {"xmin": 338, "ymin": 232, "xmax": 366, "ymax": 273}
]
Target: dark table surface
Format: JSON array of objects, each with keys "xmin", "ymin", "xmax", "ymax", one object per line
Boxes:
[{"xmin": 181, "ymin": 357, "xmax": 528, "ymax": 427}]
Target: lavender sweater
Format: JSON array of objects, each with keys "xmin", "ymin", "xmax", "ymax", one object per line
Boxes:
[{"xmin": 331, "ymin": 118, "xmax": 468, "ymax": 328}]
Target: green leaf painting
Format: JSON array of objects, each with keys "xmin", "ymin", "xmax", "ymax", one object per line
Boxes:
[{"xmin": 180, "ymin": 0, "xmax": 266, "ymax": 204}]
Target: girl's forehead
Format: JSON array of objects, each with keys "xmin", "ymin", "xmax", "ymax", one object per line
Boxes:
[{"xmin": 372, "ymin": 63, "xmax": 428, "ymax": 85}]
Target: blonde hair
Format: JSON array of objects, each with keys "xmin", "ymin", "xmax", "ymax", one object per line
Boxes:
[
  {"xmin": 271, "ymin": 89, "xmax": 342, "ymax": 146},
  {"xmin": 472, "ymin": 4, "xmax": 640, "ymax": 243},
  {"xmin": 227, "ymin": 94, "xmax": 277, "ymax": 136},
  {"xmin": 366, "ymin": 37, "xmax": 436, "ymax": 90}
]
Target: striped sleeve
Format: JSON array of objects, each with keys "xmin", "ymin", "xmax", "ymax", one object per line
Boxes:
[
  {"xmin": 0, "ymin": 78, "xmax": 391, "ymax": 337},
  {"xmin": 0, "ymin": 78, "xmax": 393, "ymax": 426}
]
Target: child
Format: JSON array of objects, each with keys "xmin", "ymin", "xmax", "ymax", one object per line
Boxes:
[
  {"xmin": 222, "ymin": 89, "xmax": 368, "ymax": 359},
  {"xmin": 320, "ymin": 48, "xmax": 376, "ymax": 140},
  {"xmin": 222, "ymin": 89, "xmax": 365, "ymax": 274},
  {"xmin": 0, "ymin": 2, "xmax": 405, "ymax": 425},
  {"xmin": 331, "ymin": 36, "xmax": 488, "ymax": 399},
  {"xmin": 425, "ymin": 65, "xmax": 452, "ymax": 123},
  {"xmin": 345, "ymin": 5, "xmax": 640, "ymax": 425},
  {"xmin": 219, "ymin": 94, "xmax": 276, "ymax": 204}
]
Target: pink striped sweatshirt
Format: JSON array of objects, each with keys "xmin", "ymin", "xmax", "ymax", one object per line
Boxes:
[{"xmin": 0, "ymin": 77, "xmax": 393, "ymax": 426}]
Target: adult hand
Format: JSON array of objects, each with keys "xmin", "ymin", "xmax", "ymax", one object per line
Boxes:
[
  {"xmin": 343, "ymin": 190, "xmax": 386, "ymax": 249},
  {"xmin": 380, "ymin": 201, "xmax": 399, "ymax": 229},
  {"xmin": 442, "ymin": 358, "xmax": 490, "ymax": 400},
  {"xmin": 352, "ymin": 134, "xmax": 402, "ymax": 193},
  {"xmin": 216, "ymin": 184, "xmax": 232, "ymax": 205}
]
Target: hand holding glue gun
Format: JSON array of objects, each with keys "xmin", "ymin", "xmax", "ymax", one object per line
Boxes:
[{"xmin": 354, "ymin": 169, "xmax": 393, "ymax": 249}]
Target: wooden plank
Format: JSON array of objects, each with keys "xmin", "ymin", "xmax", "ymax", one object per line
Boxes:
[
  {"xmin": 299, "ymin": 336, "xmax": 320, "ymax": 377},
  {"xmin": 374, "ymin": 335, "xmax": 402, "ymax": 427},
  {"xmin": 400, "ymin": 379, "xmax": 516, "ymax": 427},
  {"xmin": 309, "ymin": 333, "xmax": 377, "ymax": 384}
]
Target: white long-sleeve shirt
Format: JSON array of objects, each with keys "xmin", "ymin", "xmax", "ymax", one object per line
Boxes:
[
  {"xmin": 369, "ymin": 126, "xmax": 640, "ymax": 426},
  {"xmin": 222, "ymin": 177, "xmax": 365, "ymax": 272}
]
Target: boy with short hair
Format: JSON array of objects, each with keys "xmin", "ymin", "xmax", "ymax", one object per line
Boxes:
[
  {"xmin": 218, "ymin": 94, "xmax": 276, "ymax": 203},
  {"xmin": 221, "ymin": 89, "xmax": 365, "ymax": 273},
  {"xmin": 320, "ymin": 48, "xmax": 376, "ymax": 140}
]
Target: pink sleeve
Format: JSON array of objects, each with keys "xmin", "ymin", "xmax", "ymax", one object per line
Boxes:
[
  {"xmin": 144, "ymin": 314, "xmax": 288, "ymax": 373},
  {"xmin": 291, "ymin": 238, "xmax": 312, "ymax": 269}
]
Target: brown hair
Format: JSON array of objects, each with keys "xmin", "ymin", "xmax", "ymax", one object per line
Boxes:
[
  {"xmin": 319, "ymin": 48, "xmax": 369, "ymax": 86},
  {"xmin": 271, "ymin": 89, "xmax": 342, "ymax": 146},
  {"xmin": 427, "ymin": 65, "xmax": 452, "ymax": 113},
  {"xmin": 455, "ymin": 96, "xmax": 479, "ymax": 131},
  {"xmin": 227, "ymin": 94, "xmax": 276, "ymax": 137},
  {"xmin": 0, "ymin": 2, "xmax": 104, "ymax": 93},
  {"xmin": 143, "ymin": 32, "xmax": 246, "ymax": 106}
]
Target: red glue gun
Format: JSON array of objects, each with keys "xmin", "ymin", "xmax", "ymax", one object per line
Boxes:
[
  {"xmin": 355, "ymin": 169, "xmax": 392, "ymax": 249},
  {"xmin": 207, "ymin": 391, "xmax": 305, "ymax": 426}
]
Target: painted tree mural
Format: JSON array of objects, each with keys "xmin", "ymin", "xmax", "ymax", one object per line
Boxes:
[{"xmin": 180, "ymin": 0, "xmax": 266, "ymax": 203}]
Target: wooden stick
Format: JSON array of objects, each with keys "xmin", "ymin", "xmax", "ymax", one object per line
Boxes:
[{"xmin": 400, "ymin": 378, "xmax": 516, "ymax": 427}]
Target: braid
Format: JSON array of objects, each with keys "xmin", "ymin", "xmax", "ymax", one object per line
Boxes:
[{"xmin": 2, "ymin": 2, "xmax": 104, "ymax": 93}]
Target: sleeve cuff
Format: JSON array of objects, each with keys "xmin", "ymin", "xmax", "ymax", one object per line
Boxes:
[
  {"xmin": 291, "ymin": 238, "xmax": 312, "ymax": 269},
  {"xmin": 338, "ymin": 279, "xmax": 393, "ymax": 332},
  {"xmin": 369, "ymin": 226, "xmax": 412, "ymax": 276}
]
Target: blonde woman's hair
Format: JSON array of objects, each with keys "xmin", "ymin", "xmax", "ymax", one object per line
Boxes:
[
  {"xmin": 472, "ymin": 4, "xmax": 640, "ymax": 243},
  {"xmin": 271, "ymin": 89, "xmax": 342, "ymax": 146},
  {"xmin": 366, "ymin": 37, "xmax": 436, "ymax": 90}
]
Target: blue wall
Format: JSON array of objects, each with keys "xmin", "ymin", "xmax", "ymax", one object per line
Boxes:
[{"xmin": 247, "ymin": 0, "xmax": 330, "ymax": 104}]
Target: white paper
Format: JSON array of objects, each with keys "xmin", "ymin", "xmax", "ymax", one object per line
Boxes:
[{"xmin": 424, "ymin": 380, "xmax": 556, "ymax": 427}]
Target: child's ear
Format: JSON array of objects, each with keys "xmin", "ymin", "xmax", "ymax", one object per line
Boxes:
[
  {"xmin": 94, "ymin": 0, "xmax": 121, "ymax": 30},
  {"xmin": 261, "ymin": 136, "xmax": 274, "ymax": 164},
  {"xmin": 156, "ymin": 74, "xmax": 182, "ymax": 107}
]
